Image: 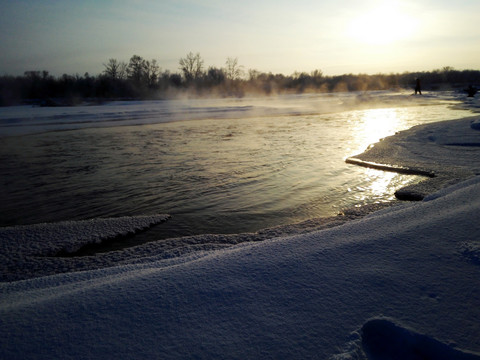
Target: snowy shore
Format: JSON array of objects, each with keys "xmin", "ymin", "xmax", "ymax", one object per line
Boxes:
[
  {"xmin": 2, "ymin": 112, "xmax": 480, "ymax": 359},
  {"xmin": 347, "ymin": 116, "xmax": 480, "ymax": 200}
]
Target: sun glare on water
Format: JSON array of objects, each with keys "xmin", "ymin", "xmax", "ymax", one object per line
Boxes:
[
  {"xmin": 350, "ymin": 107, "xmax": 402, "ymax": 156},
  {"xmin": 348, "ymin": 1, "xmax": 418, "ymax": 45}
]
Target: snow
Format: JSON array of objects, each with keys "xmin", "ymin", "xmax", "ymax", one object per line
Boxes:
[
  {"xmin": 2, "ymin": 95, "xmax": 480, "ymax": 359},
  {"xmin": 0, "ymin": 215, "xmax": 170, "ymax": 256},
  {"xmin": 1, "ymin": 209, "xmax": 373, "ymax": 282},
  {"xmin": 0, "ymin": 215, "xmax": 170, "ymax": 282},
  {"xmin": 360, "ymin": 318, "xmax": 480, "ymax": 360}
]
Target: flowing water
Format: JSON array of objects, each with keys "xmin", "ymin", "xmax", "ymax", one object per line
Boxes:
[{"xmin": 0, "ymin": 92, "xmax": 472, "ymax": 240}]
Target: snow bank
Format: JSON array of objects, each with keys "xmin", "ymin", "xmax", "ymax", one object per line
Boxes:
[
  {"xmin": 0, "ymin": 209, "xmax": 372, "ymax": 282},
  {"xmin": 1, "ymin": 175, "xmax": 480, "ymax": 359},
  {"xmin": 347, "ymin": 115, "xmax": 480, "ymax": 199},
  {"xmin": 0, "ymin": 215, "xmax": 169, "ymax": 281}
]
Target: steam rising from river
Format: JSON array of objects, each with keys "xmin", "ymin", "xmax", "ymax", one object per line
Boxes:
[{"xmin": 0, "ymin": 90, "xmax": 461, "ymax": 137}]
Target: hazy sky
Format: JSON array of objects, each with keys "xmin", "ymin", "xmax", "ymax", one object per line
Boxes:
[{"xmin": 1, "ymin": 0, "xmax": 479, "ymax": 76}]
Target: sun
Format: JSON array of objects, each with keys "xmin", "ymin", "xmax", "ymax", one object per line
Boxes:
[{"xmin": 347, "ymin": 1, "xmax": 418, "ymax": 45}]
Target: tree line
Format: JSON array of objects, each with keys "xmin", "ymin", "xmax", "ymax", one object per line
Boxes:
[{"xmin": 1, "ymin": 53, "xmax": 479, "ymax": 106}]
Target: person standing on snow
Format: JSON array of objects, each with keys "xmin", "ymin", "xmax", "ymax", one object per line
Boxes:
[{"xmin": 415, "ymin": 78, "xmax": 422, "ymax": 95}]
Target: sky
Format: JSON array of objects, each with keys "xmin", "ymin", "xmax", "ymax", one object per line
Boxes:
[{"xmin": 0, "ymin": 0, "xmax": 479, "ymax": 77}]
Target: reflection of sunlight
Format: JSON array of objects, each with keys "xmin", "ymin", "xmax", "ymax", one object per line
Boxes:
[
  {"xmin": 346, "ymin": 106, "xmax": 427, "ymax": 205},
  {"xmin": 354, "ymin": 168, "xmax": 424, "ymax": 204},
  {"xmin": 350, "ymin": 108, "xmax": 401, "ymax": 155},
  {"xmin": 367, "ymin": 169, "xmax": 397, "ymax": 198}
]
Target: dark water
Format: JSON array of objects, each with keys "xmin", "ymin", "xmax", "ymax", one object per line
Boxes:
[{"xmin": 0, "ymin": 95, "xmax": 470, "ymax": 239}]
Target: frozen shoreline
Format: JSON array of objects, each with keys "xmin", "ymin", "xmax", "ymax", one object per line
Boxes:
[
  {"xmin": 347, "ymin": 115, "xmax": 480, "ymax": 200},
  {"xmin": 0, "ymin": 201, "xmax": 393, "ymax": 282},
  {"xmin": 2, "ymin": 111, "xmax": 480, "ymax": 358}
]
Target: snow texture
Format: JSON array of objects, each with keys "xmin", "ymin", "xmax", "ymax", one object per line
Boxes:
[
  {"xmin": 0, "ymin": 206, "xmax": 386, "ymax": 282},
  {"xmin": 0, "ymin": 215, "xmax": 169, "ymax": 281},
  {"xmin": 360, "ymin": 318, "xmax": 480, "ymax": 360}
]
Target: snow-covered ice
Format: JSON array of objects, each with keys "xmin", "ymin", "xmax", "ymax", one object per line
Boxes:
[
  {"xmin": 2, "ymin": 207, "xmax": 379, "ymax": 282},
  {"xmin": 1, "ymin": 93, "xmax": 480, "ymax": 359},
  {"xmin": 0, "ymin": 215, "xmax": 170, "ymax": 282}
]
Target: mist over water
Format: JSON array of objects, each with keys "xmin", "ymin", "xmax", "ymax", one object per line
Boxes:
[{"xmin": 0, "ymin": 92, "xmax": 472, "ymax": 239}]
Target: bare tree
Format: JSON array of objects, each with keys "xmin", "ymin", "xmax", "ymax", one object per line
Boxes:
[
  {"xmin": 248, "ymin": 69, "xmax": 261, "ymax": 81},
  {"xmin": 144, "ymin": 59, "xmax": 160, "ymax": 88},
  {"xmin": 104, "ymin": 58, "xmax": 128, "ymax": 80},
  {"xmin": 179, "ymin": 52, "xmax": 204, "ymax": 82},
  {"xmin": 117, "ymin": 61, "xmax": 128, "ymax": 80},
  {"xmin": 127, "ymin": 55, "xmax": 146, "ymax": 84},
  {"xmin": 224, "ymin": 57, "xmax": 244, "ymax": 80},
  {"xmin": 103, "ymin": 59, "xmax": 121, "ymax": 79}
]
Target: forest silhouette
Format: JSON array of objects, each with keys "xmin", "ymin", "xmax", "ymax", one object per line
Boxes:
[{"xmin": 1, "ymin": 53, "xmax": 479, "ymax": 106}]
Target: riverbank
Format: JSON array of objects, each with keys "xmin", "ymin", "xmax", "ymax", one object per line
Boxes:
[
  {"xmin": 0, "ymin": 201, "xmax": 394, "ymax": 282},
  {"xmin": 347, "ymin": 115, "xmax": 480, "ymax": 200}
]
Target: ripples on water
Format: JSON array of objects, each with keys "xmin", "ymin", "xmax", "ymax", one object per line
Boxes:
[{"xmin": 0, "ymin": 93, "xmax": 472, "ymax": 239}]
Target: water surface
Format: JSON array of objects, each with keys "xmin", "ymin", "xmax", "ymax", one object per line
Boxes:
[{"xmin": 0, "ymin": 92, "xmax": 472, "ymax": 239}]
